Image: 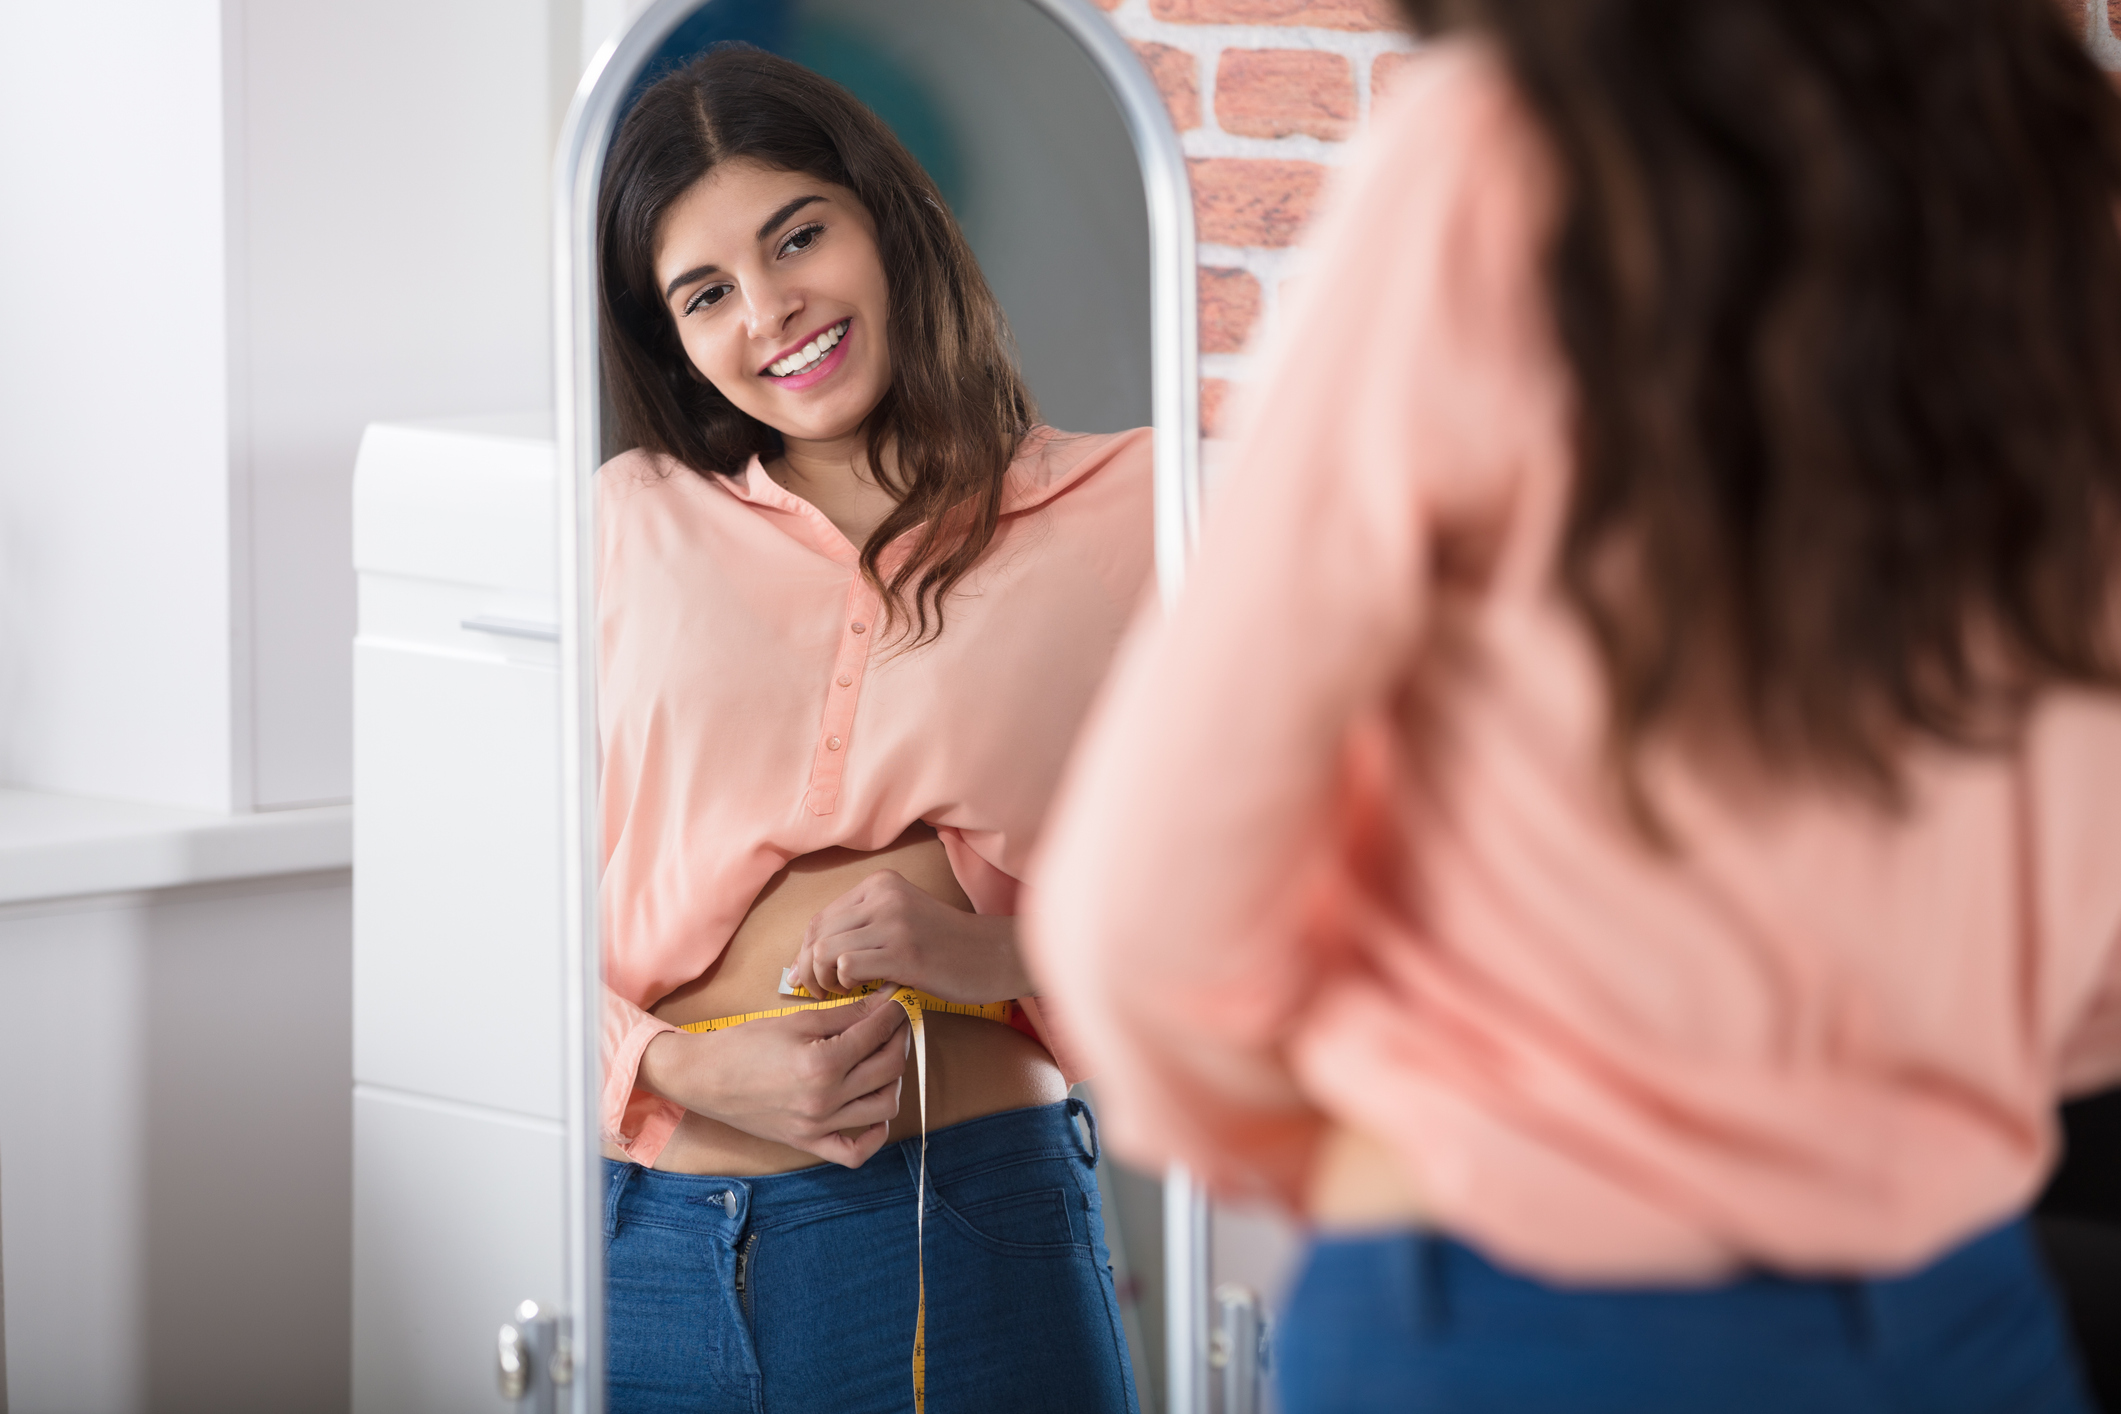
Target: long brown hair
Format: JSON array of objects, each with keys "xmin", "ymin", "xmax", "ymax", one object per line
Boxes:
[
  {"xmin": 598, "ymin": 45, "xmax": 1036, "ymax": 643},
  {"xmin": 1403, "ymin": 0, "xmax": 2121, "ymax": 808}
]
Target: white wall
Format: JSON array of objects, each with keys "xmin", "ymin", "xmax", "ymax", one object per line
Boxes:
[
  {"xmin": 229, "ymin": 0, "xmax": 558, "ymax": 808},
  {"xmin": 0, "ymin": 0, "xmax": 235, "ymax": 811},
  {"xmin": 0, "ymin": 0, "xmax": 563, "ymax": 814}
]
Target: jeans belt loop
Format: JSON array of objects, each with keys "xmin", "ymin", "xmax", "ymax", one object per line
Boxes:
[
  {"xmin": 1065, "ymin": 1094, "xmax": 1101, "ymax": 1167},
  {"xmin": 604, "ymin": 1160, "xmax": 640, "ymax": 1240}
]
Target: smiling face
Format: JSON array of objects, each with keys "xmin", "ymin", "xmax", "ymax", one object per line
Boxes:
[{"xmin": 652, "ymin": 160, "xmax": 894, "ymax": 451}]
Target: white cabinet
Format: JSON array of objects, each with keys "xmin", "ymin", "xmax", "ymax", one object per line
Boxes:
[
  {"xmin": 351, "ymin": 413, "xmax": 565, "ymax": 1413},
  {"xmin": 354, "ymin": 644, "xmax": 562, "ymax": 1115}
]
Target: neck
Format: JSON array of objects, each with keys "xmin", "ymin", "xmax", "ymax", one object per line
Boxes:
[
  {"xmin": 776, "ymin": 427, "xmax": 893, "ymax": 492},
  {"xmin": 770, "ymin": 428, "xmax": 903, "ymax": 547}
]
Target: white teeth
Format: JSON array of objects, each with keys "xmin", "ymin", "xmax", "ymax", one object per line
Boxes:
[{"xmin": 767, "ymin": 320, "xmax": 848, "ymax": 378}]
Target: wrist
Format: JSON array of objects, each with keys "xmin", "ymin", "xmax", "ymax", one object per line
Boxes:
[
  {"xmin": 979, "ymin": 913, "xmax": 1035, "ymax": 999},
  {"xmin": 639, "ymin": 1027, "xmax": 716, "ymax": 1115}
]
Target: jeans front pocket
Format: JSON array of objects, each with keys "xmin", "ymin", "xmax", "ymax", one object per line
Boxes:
[
  {"xmin": 951, "ymin": 1187, "xmax": 1075, "ymax": 1249},
  {"xmin": 936, "ymin": 1153, "xmax": 1092, "ymax": 1256}
]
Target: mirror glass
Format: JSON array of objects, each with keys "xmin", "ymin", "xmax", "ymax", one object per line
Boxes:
[{"xmin": 565, "ymin": 3, "xmax": 1183, "ymax": 1410}]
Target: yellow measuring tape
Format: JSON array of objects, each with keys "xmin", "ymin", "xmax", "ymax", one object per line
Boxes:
[{"xmin": 679, "ymin": 979, "xmax": 1015, "ymax": 1413}]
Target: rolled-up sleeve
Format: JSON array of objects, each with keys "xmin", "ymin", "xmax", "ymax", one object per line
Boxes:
[{"xmin": 603, "ymin": 986, "xmax": 683, "ymax": 1163}]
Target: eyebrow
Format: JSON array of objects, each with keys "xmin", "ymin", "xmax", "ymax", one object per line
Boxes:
[
  {"xmin": 756, "ymin": 194, "xmax": 824, "ymax": 242},
  {"xmin": 662, "ymin": 195, "xmax": 828, "ymax": 301}
]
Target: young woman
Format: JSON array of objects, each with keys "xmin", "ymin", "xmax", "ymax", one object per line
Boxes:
[
  {"xmin": 593, "ymin": 47, "xmax": 1146, "ymax": 1414},
  {"xmin": 1029, "ymin": 1, "xmax": 2121, "ymax": 1410}
]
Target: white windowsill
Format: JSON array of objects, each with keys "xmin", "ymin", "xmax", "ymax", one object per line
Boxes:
[{"xmin": 0, "ymin": 788, "xmax": 353, "ymax": 906}]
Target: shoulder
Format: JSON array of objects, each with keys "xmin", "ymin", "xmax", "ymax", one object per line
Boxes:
[
  {"xmin": 1002, "ymin": 425, "xmax": 1153, "ymax": 515},
  {"xmin": 999, "ymin": 427, "xmax": 1156, "ymax": 607},
  {"xmin": 1365, "ymin": 38, "xmax": 1530, "ymax": 165},
  {"xmin": 597, "ymin": 447, "xmax": 752, "ymax": 522},
  {"xmin": 596, "ymin": 450, "xmax": 763, "ymax": 580},
  {"xmin": 596, "ymin": 447, "xmax": 672, "ymax": 508},
  {"xmin": 1325, "ymin": 39, "xmax": 1551, "ymax": 272}
]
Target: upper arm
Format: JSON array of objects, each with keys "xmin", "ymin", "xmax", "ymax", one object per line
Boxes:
[{"xmin": 1031, "ymin": 46, "xmax": 1557, "ymax": 1010}]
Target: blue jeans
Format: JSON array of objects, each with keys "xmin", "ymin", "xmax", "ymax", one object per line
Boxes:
[
  {"xmin": 1277, "ymin": 1216, "xmax": 2095, "ymax": 1413},
  {"xmin": 604, "ymin": 1098, "xmax": 1139, "ymax": 1414}
]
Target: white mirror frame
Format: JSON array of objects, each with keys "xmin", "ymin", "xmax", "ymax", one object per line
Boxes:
[{"xmin": 552, "ymin": 5, "xmax": 1207, "ymax": 1411}]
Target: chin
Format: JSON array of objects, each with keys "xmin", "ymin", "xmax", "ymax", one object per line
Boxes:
[
  {"xmin": 772, "ymin": 407, "xmax": 872, "ymax": 444},
  {"xmin": 769, "ymin": 386, "xmax": 889, "ymax": 443}
]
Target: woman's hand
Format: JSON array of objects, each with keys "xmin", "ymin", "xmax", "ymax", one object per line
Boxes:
[
  {"xmin": 637, "ymin": 991, "xmax": 909, "ymax": 1168},
  {"xmin": 788, "ymin": 870, "xmax": 1034, "ymax": 1005}
]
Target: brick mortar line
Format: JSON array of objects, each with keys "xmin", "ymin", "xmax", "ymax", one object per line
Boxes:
[
  {"xmin": 1198, "ymin": 242, "xmax": 1308, "ymax": 273},
  {"xmin": 1182, "ymin": 130, "xmax": 1356, "ymax": 162},
  {"xmin": 1095, "ymin": 0, "xmax": 1414, "ymax": 47},
  {"xmin": 1120, "ymin": 21, "xmax": 1419, "ymax": 56}
]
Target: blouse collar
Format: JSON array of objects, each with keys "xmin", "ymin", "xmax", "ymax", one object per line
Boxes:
[{"xmin": 714, "ymin": 424, "xmax": 1106, "ymax": 564}]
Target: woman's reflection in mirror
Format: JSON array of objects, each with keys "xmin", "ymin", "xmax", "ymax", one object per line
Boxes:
[{"xmin": 593, "ymin": 44, "xmax": 1147, "ymax": 1414}]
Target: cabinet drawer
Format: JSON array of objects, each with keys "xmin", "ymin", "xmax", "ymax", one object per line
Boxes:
[
  {"xmin": 357, "ymin": 572, "xmax": 561, "ymax": 666},
  {"xmin": 352, "ymin": 642, "xmax": 561, "ymax": 1117},
  {"xmin": 352, "ymin": 1088, "xmax": 563, "ymax": 1414}
]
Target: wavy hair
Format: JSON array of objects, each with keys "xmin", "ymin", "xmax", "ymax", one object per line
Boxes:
[
  {"xmin": 1403, "ymin": 0, "xmax": 2121, "ymax": 813},
  {"xmin": 598, "ymin": 45, "xmax": 1036, "ymax": 644}
]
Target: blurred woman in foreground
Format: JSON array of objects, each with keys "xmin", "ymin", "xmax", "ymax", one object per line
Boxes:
[{"xmin": 1028, "ymin": 1, "xmax": 2121, "ymax": 1408}]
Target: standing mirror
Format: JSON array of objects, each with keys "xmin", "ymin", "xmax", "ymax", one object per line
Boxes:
[{"xmin": 550, "ymin": 3, "xmax": 1209, "ymax": 1411}]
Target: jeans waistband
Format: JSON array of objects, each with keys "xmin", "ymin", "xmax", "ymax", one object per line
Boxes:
[
  {"xmin": 1318, "ymin": 1213, "xmax": 2052, "ymax": 1357},
  {"xmin": 603, "ymin": 1097, "xmax": 1098, "ymax": 1240}
]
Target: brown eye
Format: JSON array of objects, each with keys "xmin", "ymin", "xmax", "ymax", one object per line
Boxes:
[{"xmin": 780, "ymin": 224, "xmax": 822, "ymax": 256}]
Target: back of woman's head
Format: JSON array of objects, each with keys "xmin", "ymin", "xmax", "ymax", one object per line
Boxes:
[
  {"xmin": 1404, "ymin": 0, "xmax": 2121, "ymax": 813},
  {"xmin": 598, "ymin": 45, "xmax": 1034, "ymax": 643}
]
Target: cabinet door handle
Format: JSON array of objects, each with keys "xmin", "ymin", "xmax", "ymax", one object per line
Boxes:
[
  {"xmin": 461, "ymin": 615, "xmax": 560, "ymax": 643},
  {"xmin": 497, "ymin": 1300, "xmax": 567, "ymax": 1411}
]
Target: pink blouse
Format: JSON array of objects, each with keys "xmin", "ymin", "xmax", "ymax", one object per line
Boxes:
[
  {"xmin": 1025, "ymin": 42, "xmax": 2121, "ymax": 1283},
  {"xmin": 598, "ymin": 427, "xmax": 1154, "ymax": 1165}
]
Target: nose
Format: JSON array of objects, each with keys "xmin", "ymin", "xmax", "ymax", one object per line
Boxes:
[{"xmin": 742, "ymin": 279, "xmax": 802, "ymax": 344}]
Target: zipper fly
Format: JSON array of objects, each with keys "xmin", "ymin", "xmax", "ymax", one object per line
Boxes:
[{"xmin": 734, "ymin": 1231, "xmax": 760, "ymax": 1324}]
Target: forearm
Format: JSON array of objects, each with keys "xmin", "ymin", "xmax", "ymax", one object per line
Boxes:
[
  {"xmin": 960, "ymin": 911, "xmax": 1036, "ymax": 999},
  {"xmin": 638, "ymin": 1028, "xmax": 719, "ymax": 1117}
]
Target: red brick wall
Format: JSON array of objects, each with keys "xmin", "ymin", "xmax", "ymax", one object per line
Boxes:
[
  {"xmin": 1098, "ymin": 2, "xmax": 2121, "ymax": 439},
  {"xmin": 1094, "ymin": 0, "xmax": 1417, "ymax": 436}
]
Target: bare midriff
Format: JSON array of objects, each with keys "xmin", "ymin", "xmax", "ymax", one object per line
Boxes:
[
  {"xmin": 1304, "ymin": 1122, "xmax": 1428, "ymax": 1232},
  {"xmin": 609, "ymin": 823, "xmax": 1066, "ymax": 1176}
]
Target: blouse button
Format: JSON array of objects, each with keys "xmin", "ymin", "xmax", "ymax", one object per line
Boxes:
[
  {"xmin": 851, "ymin": 622, "xmax": 867, "ymax": 634},
  {"xmin": 836, "ymin": 675, "xmax": 852, "ymax": 687},
  {"xmin": 827, "ymin": 736, "xmax": 842, "ymax": 751}
]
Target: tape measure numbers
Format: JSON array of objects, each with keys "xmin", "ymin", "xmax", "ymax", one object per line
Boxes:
[{"xmin": 679, "ymin": 978, "xmax": 1016, "ymax": 1413}]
